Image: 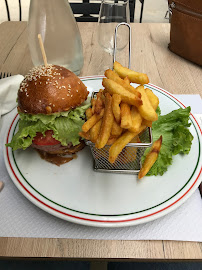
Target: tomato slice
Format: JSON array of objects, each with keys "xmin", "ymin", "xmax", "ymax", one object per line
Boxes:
[{"xmin": 33, "ymin": 130, "xmax": 60, "ymax": 146}]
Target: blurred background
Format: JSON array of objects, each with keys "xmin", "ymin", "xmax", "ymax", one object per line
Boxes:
[{"xmin": 0, "ymin": 0, "xmax": 169, "ymax": 23}]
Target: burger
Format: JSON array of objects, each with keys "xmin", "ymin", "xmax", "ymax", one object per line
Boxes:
[{"xmin": 7, "ymin": 64, "xmax": 89, "ymax": 165}]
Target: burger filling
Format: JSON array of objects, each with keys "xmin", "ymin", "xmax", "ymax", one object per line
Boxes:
[{"xmin": 7, "ymin": 103, "xmax": 90, "ymax": 152}]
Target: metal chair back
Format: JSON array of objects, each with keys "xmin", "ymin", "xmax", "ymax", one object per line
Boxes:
[
  {"xmin": 4, "ymin": 0, "xmax": 138, "ymax": 23},
  {"xmin": 4, "ymin": 0, "xmax": 22, "ymax": 21},
  {"xmin": 70, "ymin": 0, "xmax": 136, "ymax": 22}
]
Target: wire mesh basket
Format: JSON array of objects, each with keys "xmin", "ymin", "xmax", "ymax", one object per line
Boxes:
[
  {"xmin": 85, "ymin": 92, "xmax": 153, "ymax": 174},
  {"xmin": 85, "ymin": 127, "xmax": 152, "ymax": 174}
]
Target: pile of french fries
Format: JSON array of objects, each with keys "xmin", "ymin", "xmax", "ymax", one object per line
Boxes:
[{"xmin": 80, "ymin": 61, "xmax": 162, "ymax": 179}]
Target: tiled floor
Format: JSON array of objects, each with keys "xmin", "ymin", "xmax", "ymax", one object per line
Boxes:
[{"xmin": 0, "ymin": 0, "xmax": 169, "ymax": 23}]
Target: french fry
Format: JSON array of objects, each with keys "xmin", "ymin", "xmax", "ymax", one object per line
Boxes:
[
  {"xmin": 145, "ymin": 88, "xmax": 159, "ymax": 110},
  {"xmin": 142, "ymin": 88, "xmax": 159, "ymax": 127},
  {"xmin": 129, "ymin": 106, "xmax": 143, "ymax": 133},
  {"xmin": 136, "ymin": 86, "xmax": 158, "ymax": 122},
  {"xmin": 109, "ymin": 125, "xmax": 146, "ymax": 164},
  {"xmin": 103, "ymin": 78, "xmax": 142, "ymax": 107},
  {"xmin": 120, "ymin": 102, "xmax": 133, "ymax": 129},
  {"xmin": 105, "ymin": 69, "xmax": 141, "ymax": 100},
  {"xmin": 91, "ymin": 98, "xmax": 96, "ymax": 114},
  {"xmin": 79, "ymin": 131, "xmax": 91, "ymax": 140},
  {"xmin": 112, "ymin": 94, "xmax": 121, "ymax": 123},
  {"xmin": 123, "ymin": 136, "xmax": 141, "ymax": 163},
  {"xmin": 124, "ymin": 76, "xmax": 130, "ymax": 84},
  {"xmin": 82, "ymin": 109, "xmax": 104, "ymax": 133},
  {"xmin": 90, "ymin": 119, "xmax": 102, "ymax": 143},
  {"xmin": 111, "ymin": 120, "xmax": 123, "ymax": 136},
  {"xmin": 106, "ymin": 136, "xmax": 119, "ymax": 145},
  {"xmin": 95, "ymin": 93, "xmax": 114, "ymax": 149},
  {"xmin": 113, "ymin": 61, "xmax": 149, "ymax": 85},
  {"xmin": 85, "ymin": 108, "xmax": 93, "ymax": 120},
  {"xmin": 130, "ymin": 135, "xmax": 141, "ymax": 143},
  {"xmin": 94, "ymin": 92, "xmax": 104, "ymax": 114},
  {"xmin": 142, "ymin": 119, "xmax": 153, "ymax": 128},
  {"xmin": 138, "ymin": 136, "xmax": 162, "ymax": 179}
]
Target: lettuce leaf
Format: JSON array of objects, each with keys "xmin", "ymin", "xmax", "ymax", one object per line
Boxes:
[
  {"xmin": 142, "ymin": 106, "xmax": 193, "ymax": 176},
  {"xmin": 7, "ymin": 103, "xmax": 90, "ymax": 151}
]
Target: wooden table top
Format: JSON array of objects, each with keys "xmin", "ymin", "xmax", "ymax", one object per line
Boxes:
[{"xmin": 0, "ymin": 21, "xmax": 201, "ymax": 260}]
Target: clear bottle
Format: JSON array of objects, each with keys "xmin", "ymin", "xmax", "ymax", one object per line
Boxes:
[{"xmin": 28, "ymin": 0, "xmax": 84, "ymax": 75}]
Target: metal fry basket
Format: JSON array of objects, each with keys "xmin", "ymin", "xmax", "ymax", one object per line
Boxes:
[
  {"xmin": 85, "ymin": 23, "xmax": 152, "ymax": 174},
  {"xmin": 86, "ymin": 128, "xmax": 152, "ymax": 174},
  {"xmin": 85, "ymin": 92, "xmax": 153, "ymax": 174}
]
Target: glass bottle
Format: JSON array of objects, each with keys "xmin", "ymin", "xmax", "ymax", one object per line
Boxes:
[{"xmin": 28, "ymin": 0, "xmax": 84, "ymax": 75}]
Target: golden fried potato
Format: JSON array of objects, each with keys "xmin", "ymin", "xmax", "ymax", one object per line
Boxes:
[
  {"xmin": 113, "ymin": 61, "xmax": 149, "ymax": 85},
  {"xmin": 105, "ymin": 69, "xmax": 141, "ymax": 99},
  {"xmin": 145, "ymin": 88, "xmax": 159, "ymax": 110},
  {"xmin": 95, "ymin": 93, "xmax": 114, "ymax": 149},
  {"xmin": 109, "ymin": 125, "xmax": 146, "ymax": 164},
  {"xmin": 103, "ymin": 78, "xmax": 142, "ymax": 107},
  {"xmin": 82, "ymin": 109, "xmax": 104, "ymax": 133},
  {"xmin": 111, "ymin": 120, "xmax": 123, "ymax": 136},
  {"xmin": 136, "ymin": 86, "xmax": 158, "ymax": 122},
  {"xmin": 85, "ymin": 108, "xmax": 93, "ymax": 120},
  {"xmin": 138, "ymin": 136, "xmax": 162, "ymax": 179},
  {"xmin": 112, "ymin": 94, "xmax": 122, "ymax": 123},
  {"xmin": 79, "ymin": 131, "xmax": 91, "ymax": 140},
  {"xmin": 129, "ymin": 106, "xmax": 143, "ymax": 133},
  {"xmin": 120, "ymin": 102, "xmax": 133, "ymax": 129},
  {"xmin": 90, "ymin": 119, "xmax": 102, "ymax": 143}
]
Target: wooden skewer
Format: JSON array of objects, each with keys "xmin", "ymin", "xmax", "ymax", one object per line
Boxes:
[
  {"xmin": 38, "ymin": 34, "xmax": 48, "ymax": 67},
  {"xmin": 0, "ymin": 181, "xmax": 4, "ymax": 192}
]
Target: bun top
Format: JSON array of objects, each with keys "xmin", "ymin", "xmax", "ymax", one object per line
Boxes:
[{"xmin": 18, "ymin": 65, "xmax": 89, "ymax": 114}]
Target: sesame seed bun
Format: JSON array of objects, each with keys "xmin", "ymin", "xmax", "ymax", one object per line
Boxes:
[{"xmin": 18, "ymin": 65, "xmax": 89, "ymax": 114}]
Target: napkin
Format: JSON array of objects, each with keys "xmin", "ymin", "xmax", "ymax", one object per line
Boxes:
[{"xmin": 0, "ymin": 75, "xmax": 24, "ymax": 119}]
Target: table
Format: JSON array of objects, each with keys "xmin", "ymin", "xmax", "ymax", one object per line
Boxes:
[{"xmin": 0, "ymin": 21, "xmax": 202, "ymax": 260}]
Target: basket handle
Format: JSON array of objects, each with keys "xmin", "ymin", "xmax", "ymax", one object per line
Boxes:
[{"xmin": 113, "ymin": 22, "xmax": 131, "ymax": 69}]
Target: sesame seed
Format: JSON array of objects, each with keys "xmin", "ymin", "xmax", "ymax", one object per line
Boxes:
[
  {"xmin": 62, "ymin": 98, "xmax": 65, "ymax": 100},
  {"xmin": 53, "ymin": 104, "xmax": 55, "ymax": 107},
  {"xmin": 23, "ymin": 64, "xmax": 54, "ymax": 82}
]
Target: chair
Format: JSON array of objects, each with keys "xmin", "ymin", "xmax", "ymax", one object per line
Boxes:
[
  {"xmin": 139, "ymin": 0, "xmax": 144, "ymax": 23},
  {"xmin": 70, "ymin": 0, "xmax": 136, "ymax": 22},
  {"xmin": 4, "ymin": 0, "xmax": 22, "ymax": 21},
  {"xmin": 3, "ymin": 0, "xmax": 143, "ymax": 23}
]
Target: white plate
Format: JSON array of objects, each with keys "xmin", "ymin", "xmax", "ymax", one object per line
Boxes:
[{"xmin": 4, "ymin": 76, "xmax": 202, "ymax": 227}]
